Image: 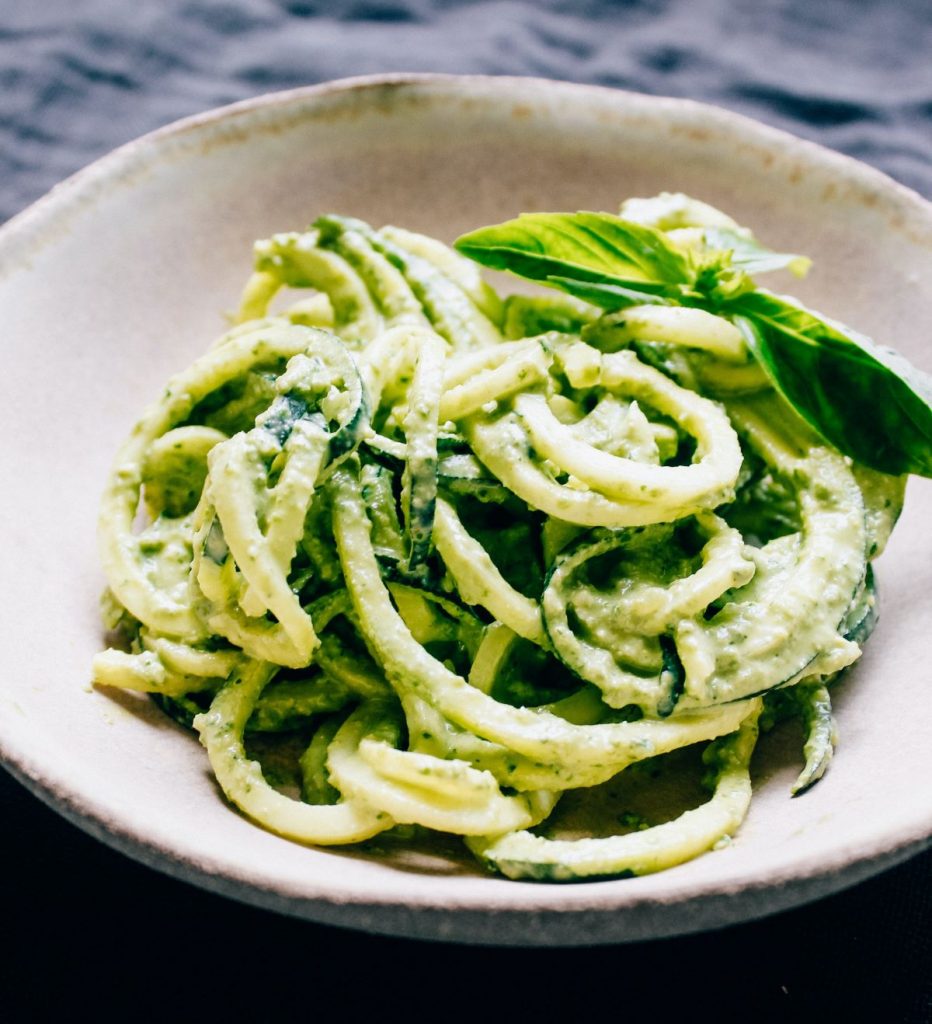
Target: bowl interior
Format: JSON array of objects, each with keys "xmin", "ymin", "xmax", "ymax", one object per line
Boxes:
[{"xmin": 1, "ymin": 75, "xmax": 930, "ymax": 944}]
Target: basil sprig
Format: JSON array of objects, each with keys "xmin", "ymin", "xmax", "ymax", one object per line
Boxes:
[{"xmin": 455, "ymin": 212, "xmax": 932, "ymax": 477}]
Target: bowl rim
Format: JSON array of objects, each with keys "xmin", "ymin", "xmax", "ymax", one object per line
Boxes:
[
  {"xmin": 3, "ymin": 70, "xmax": 930, "ymax": 252},
  {"xmin": 1, "ymin": 72, "xmax": 930, "ymax": 944}
]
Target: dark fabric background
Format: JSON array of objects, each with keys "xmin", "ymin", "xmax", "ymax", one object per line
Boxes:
[
  {"xmin": 2, "ymin": 1, "xmax": 930, "ymax": 1020},
  {"xmin": 3, "ymin": 0, "xmax": 932, "ymax": 224}
]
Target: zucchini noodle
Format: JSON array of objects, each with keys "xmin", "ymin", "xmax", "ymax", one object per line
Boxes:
[{"xmin": 93, "ymin": 199, "xmax": 902, "ymax": 882}]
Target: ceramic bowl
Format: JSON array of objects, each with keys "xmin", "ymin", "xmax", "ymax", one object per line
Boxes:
[{"xmin": 1, "ymin": 74, "xmax": 929, "ymax": 945}]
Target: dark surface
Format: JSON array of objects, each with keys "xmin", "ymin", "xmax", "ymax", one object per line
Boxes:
[
  {"xmin": 2, "ymin": 1, "xmax": 931, "ymax": 1019},
  {"xmin": 4, "ymin": 0, "xmax": 932, "ymax": 223}
]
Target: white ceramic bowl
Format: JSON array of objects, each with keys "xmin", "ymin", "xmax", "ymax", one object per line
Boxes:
[{"xmin": 1, "ymin": 74, "xmax": 930, "ymax": 945}]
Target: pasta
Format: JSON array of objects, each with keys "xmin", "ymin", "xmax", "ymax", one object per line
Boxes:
[{"xmin": 93, "ymin": 198, "xmax": 904, "ymax": 882}]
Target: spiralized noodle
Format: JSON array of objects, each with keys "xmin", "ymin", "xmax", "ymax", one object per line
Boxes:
[{"xmin": 93, "ymin": 203, "xmax": 897, "ymax": 882}]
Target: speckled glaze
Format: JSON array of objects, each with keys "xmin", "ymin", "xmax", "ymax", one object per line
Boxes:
[{"xmin": 0, "ymin": 75, "xmax": 929, "ymax": 945}]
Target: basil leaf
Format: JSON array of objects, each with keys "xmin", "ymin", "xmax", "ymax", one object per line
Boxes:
[
  {"xmin": 542, "ymin": 275, "xmax": 673, "ymax": 310},
  {"xmin": 701, "ymin": 228, "xmax": 811, "ymax": 278},
  {"xmin": 731, "ymin": 291, "xmax": 932, "ymax": 477},
  {"xmin": 454, "ymin": 212, "xmax": 694, "ymax": 293}
]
